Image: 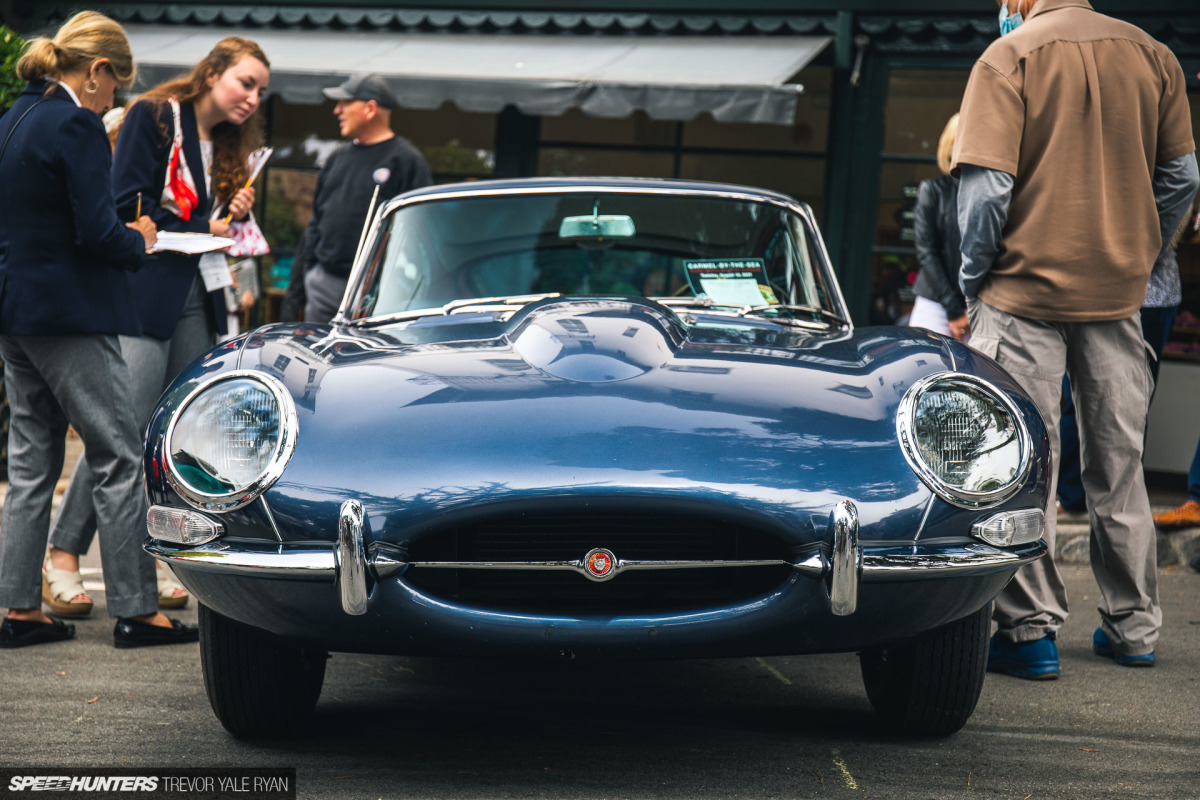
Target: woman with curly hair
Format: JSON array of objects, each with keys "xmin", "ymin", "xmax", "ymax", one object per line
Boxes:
[{"xmin": 42, "ymin": 38, "xmax": 270, "ymax": 619}]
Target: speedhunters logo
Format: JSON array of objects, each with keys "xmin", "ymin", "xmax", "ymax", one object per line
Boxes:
[
  {"xmin": 8, "ymin": 777, "xmax": 159, "ymax": 792},
  {"xmin": 0, "ymin": 769, "xmax": 294, "ymax": 800}
]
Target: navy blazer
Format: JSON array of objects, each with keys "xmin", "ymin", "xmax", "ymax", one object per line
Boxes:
[
  {"xmin": 0, "ymin": 83, "xmax": 147, "ymax": 336},
  {"xmin": 113, "ymin": 99, "xmax": 227, "ymax": 340}
]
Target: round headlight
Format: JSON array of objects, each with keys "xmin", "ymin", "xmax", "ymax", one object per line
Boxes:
[
  {"xmin": 164, "ymin": 371, "xmax": 297, "ymax": 512},
  {"xmin": 897, "ymin": 373, "xmax": 1032, "ymax": 508}
]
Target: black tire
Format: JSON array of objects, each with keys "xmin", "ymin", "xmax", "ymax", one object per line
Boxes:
[
  {"xmin": 859, "ymin": 602, "xmax": 991, "ymax": 736},
  {"xmin": 199, "ymin": 603, "xmax": 328, "ymax": 737}
]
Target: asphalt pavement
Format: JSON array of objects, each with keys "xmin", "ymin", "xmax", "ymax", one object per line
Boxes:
[{"xmin": 0, "ymin": 436, "xmax": 1197, "ymax": 799}]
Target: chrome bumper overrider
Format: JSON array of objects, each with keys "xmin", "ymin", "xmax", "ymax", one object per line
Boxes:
[{"xmin": 145, "ymin": 499, "xmax": 1046, "ymax": 617}]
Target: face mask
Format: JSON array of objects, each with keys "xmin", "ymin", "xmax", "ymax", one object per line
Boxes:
[{"xmin": 999, "ymin": 2, "xmax": 1024, "ymax": 36}]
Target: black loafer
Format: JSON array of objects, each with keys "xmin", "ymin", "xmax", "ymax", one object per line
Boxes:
[
  {"xmin": 113, "ymin": 617, "xmax": 199, "ymax": 649},
  {"xmin": 0, "ymin": 616, "xmax": 76, "ymax": 648}
]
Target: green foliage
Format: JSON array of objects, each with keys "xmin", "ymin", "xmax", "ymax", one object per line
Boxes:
[
  {"xmin": 422, "ymin": 139, "xmax": 494, "ymax": 177},
  {"xmin": 0, "ymin": 26, "xmax": 27, "ymax": 116},
  {"xmin": 264, "ymin": 192, "xmax": 305, "ymax": 253}
]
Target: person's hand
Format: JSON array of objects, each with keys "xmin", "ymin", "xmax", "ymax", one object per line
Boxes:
[
  {"xmin": 210, "ymin": 219, "xmax": 233, "ymax": 238},
  {"xmin": 228, "ymin": 186, "xmax": 255, "ymax": 221},
  {"xmin": 128, "ymin": 215, "xmax": 157, "ymax": 250},
  {"xmin": 948, "ymin": 314, "xmax": 971, "ymax": 340},
  {"xmin": 240, "ymin": 290, "xmax": 255, "ymax": 311}
]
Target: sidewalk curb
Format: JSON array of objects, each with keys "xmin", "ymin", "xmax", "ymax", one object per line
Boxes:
[{"xmin": 1057, "ymin": 512, "xmax": 1200, "ymax": 566}]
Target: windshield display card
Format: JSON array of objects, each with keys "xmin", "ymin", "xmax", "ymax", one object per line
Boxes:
[{"xmin": 683, "ymin": 259, "xmax": 779, "ymax": 307}]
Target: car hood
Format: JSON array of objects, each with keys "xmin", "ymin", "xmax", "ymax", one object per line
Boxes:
[{"xmin": 214, "ymin": 298, "xmax": 1035, "ymax": 544}]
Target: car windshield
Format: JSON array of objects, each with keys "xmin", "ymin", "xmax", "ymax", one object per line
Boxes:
[{"xmin": 345, "ymin": 189, "xmax": 842, "ymax": 325}]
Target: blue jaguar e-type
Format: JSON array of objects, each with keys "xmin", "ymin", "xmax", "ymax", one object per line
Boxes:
[{"xmin": 142, "ymin": 178, "xmax": 1048, "ymax": 738}]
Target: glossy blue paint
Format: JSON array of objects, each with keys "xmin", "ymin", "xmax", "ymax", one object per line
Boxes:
[{"xmin": 142, "ymin": 179, "xmax": 1050, "ymax": 660}]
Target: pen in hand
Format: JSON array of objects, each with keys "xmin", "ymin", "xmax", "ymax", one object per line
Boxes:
[
  {"xmin": 223, "ymin": 177, "xmax": 253, "ymax": 225},
  {"xmin": 136, "ymin": 191, "xmax": 142, "ymax": 219}
]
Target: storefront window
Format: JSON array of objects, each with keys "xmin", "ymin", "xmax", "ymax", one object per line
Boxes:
[
  {"xmin": 538, "ymin": 67, "xmax": 832, "ymax": 215},
  {"xmin": 871, "ymin": 68, "xmax": 970, "ymax": 325}
]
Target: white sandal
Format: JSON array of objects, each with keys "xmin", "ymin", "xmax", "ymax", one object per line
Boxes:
[
  {"xmin": 41, "ymin": 559, "xmax": 93, "ymax": 617},
  {"xmin": 156, "ymin": 567, "xmax": 190, "ymax": 610}
]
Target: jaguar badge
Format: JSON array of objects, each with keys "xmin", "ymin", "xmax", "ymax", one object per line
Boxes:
[{"xmin": 583, "ymin": 548, "xmax": 618, "ymax": 581}]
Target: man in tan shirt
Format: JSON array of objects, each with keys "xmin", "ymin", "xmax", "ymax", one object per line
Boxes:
[{"xmin": 953, "ymin": 0, "xmax": 1198, "ymax": 678}]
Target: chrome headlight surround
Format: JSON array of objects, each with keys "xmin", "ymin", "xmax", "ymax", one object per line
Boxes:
[
  {"xmin": 163, "ymin": 370, "xmax": 298, "ymax": 513},
  {"xmin": 896, "ymin": 372, "xmax": 1033, "ymax": 509}
]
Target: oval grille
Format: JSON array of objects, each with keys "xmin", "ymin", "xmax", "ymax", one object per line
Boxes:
[{"xmin": 403, "ymin": 512, "xmax": 794, "ymax": 614}]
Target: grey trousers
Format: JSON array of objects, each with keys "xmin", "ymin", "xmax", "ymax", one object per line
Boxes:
[
  {"xmin": 967, "ymin": 299, "xmax": 1159, "ymax": 656},
  {"xmin": 302, "ymin": 264, "xmax": 348, "ymax": 324},
  {"xmin": 50, "ymin": 277, "xmax": 214, "ymax": 557},
  {"xmin": 0, "ymin": 334, "xmax": 156, "ymax": 618}
]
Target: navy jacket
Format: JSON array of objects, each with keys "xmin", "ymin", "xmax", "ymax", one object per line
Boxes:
[
  {"xmin": 0, "ymin": 82, "xmax": 147, "ymax": 336},
  {"xmin": 113, "ymin": 99, "xmax": 227, "ymax": 340}
]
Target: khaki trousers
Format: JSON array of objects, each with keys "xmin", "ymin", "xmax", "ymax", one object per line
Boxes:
[{"xmin": 967, "ymin": 299, "xmax": 1159, "ymax": 656}]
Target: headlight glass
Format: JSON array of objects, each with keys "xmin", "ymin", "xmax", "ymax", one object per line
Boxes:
[
  {"xmin": 165, "ymin": 373, "xmax": 296, "ymax": 512},
  {"xmin": 898, "ymin": 374, "xmax": 1031, "ymax": 508}
]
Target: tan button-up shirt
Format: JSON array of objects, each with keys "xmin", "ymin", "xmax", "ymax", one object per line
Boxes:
[{"xmin": 952, "ymin": 0, "xmax": 1194, "ymax": 322}]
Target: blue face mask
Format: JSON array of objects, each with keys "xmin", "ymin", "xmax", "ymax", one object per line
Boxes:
[{"xmin": 999, "ymin": 2, "xmax": 1024, "ymax": 36}]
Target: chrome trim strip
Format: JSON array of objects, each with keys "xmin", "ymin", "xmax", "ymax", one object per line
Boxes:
[
  {"xmin": 144, "ymin": 541, "xmax": 336, "ymax": 579},
  {"xmin": 368, "ymin": 541, "xmax": 409, "ymax": 579},
  {"xmin": 163, "ymin": 371, "xmax": 299, "ymax": 514},
  {"xmin": 895, "ymin": 372, "xmax": 1034, "ymax": 510},
  {"xmin": 860, "ymin": 540, "xmax": 1046, "ymax": 580},
  {"xmin": 413, "ymin": 558, "xmax": 789, "ymax": 585},
  {"xmin": 336, "ymin": 500, "xmax": 369, "ymax": 615},
  {"xmin": 146, "ymin": 538, "xmax": 1044, "ymax": 586},
  {"xmin": 912, "ymin": 493, "xmax": 935, "ymax": 543},
  {"xmin": 828, "ymin": 500, "xmax": 860, "ymax": 616},
  {"xmin": 259, "ymin": 496, "xmax": 284, "ymax": 544}
]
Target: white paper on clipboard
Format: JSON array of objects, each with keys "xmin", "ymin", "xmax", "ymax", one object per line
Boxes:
[{"xmin": 150, "ymin": 231, "xmax": 235, "ymax": 254}]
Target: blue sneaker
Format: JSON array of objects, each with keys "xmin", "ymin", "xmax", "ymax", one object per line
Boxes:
[
  {"xmin": 986, "ymin": 632, "xmax": 1060, "ymax": 680},
  {"xmin": 1092, "ymin": 628, "xmax": 1155, "ymax": 667}
]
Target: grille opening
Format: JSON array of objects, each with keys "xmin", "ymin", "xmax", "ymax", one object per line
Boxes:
[{"xmin": 403, "ymin": 512, "xmax": 794, "ymax": 614}]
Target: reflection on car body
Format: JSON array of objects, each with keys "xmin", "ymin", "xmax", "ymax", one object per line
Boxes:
[{"xmin": 142, "ymin": 178, "xmax": 1049, "ymax": 738}]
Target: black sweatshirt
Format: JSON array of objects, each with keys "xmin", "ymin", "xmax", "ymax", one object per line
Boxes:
[{"xmin": 303, "ymin": 136, "xmax": 432, "ymax": 278}]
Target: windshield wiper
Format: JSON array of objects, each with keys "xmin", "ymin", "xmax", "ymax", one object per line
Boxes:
[
  {"xmin": 737, "ymin": 304, "xmax": 849, "ymax": 327},
  {"xmin": 654, "ymin": 297, "xmax": 848, "ymax": 328},
  {"xmin": 440, "ymin": 293, "xmax": 561, "ymax": 315},
  {"xmin": 351, "ymin": 293, "xmax": 562, "ymax": 327}
]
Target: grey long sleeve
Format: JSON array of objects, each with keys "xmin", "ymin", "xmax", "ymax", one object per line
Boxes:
[
  {"xmin": 956, "ymin": 165, "xmax": 1013, "ymax": 300},
  {"xmin": 1153, "ymin": 152, "xmax": 1200, "ymax": 261}
]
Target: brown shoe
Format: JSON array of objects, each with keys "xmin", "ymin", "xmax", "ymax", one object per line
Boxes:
[{"xmin": 1152, "ymin": 499, "xmax": 1200, "ymax": 529}]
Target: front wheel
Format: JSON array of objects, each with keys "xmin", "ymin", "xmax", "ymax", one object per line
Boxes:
[
  {"xmin": 859, "ymin": 602, "xmax": 990, "ymax": 736},
  {"xmin": 199, "ymin": 604, "xmax": 328, "ymax": 738}
]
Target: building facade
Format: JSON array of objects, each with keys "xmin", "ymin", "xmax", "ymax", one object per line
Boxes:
[{"xmin": 6, "ymin": 1, "xmax": 1198, "ymax": 322}]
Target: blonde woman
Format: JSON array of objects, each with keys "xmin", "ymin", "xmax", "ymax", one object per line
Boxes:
[
  {"xmin": 908, "ymin": 113, "xmax": 968, "ymax": 340},
  {"xmin": 45, "ymin": 38, "xmax": 270, "ymax": 617},
  {"xmin": 0, "ymin": 12, "xmax": 197, "ymax": 648}
]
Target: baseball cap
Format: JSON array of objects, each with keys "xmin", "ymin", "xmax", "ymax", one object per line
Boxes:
[{"xmin": 322, "ymin": 73, "xmax": 398, "ymax": 110}]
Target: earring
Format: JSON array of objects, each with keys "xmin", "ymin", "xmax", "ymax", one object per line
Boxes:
[{"xmin": 84, "ymin": 79, "xmax": 99, "ymax": 94}]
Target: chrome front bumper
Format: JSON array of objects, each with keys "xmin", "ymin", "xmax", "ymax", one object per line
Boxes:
[{"xmin": 146, "ymin": 499, "xmax": 1046, "ymax": 619}]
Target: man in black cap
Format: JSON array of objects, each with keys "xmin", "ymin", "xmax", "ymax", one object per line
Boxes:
[{"xmin": 299, "ymin": 72, "xmax": 433, "ymax": 322}]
